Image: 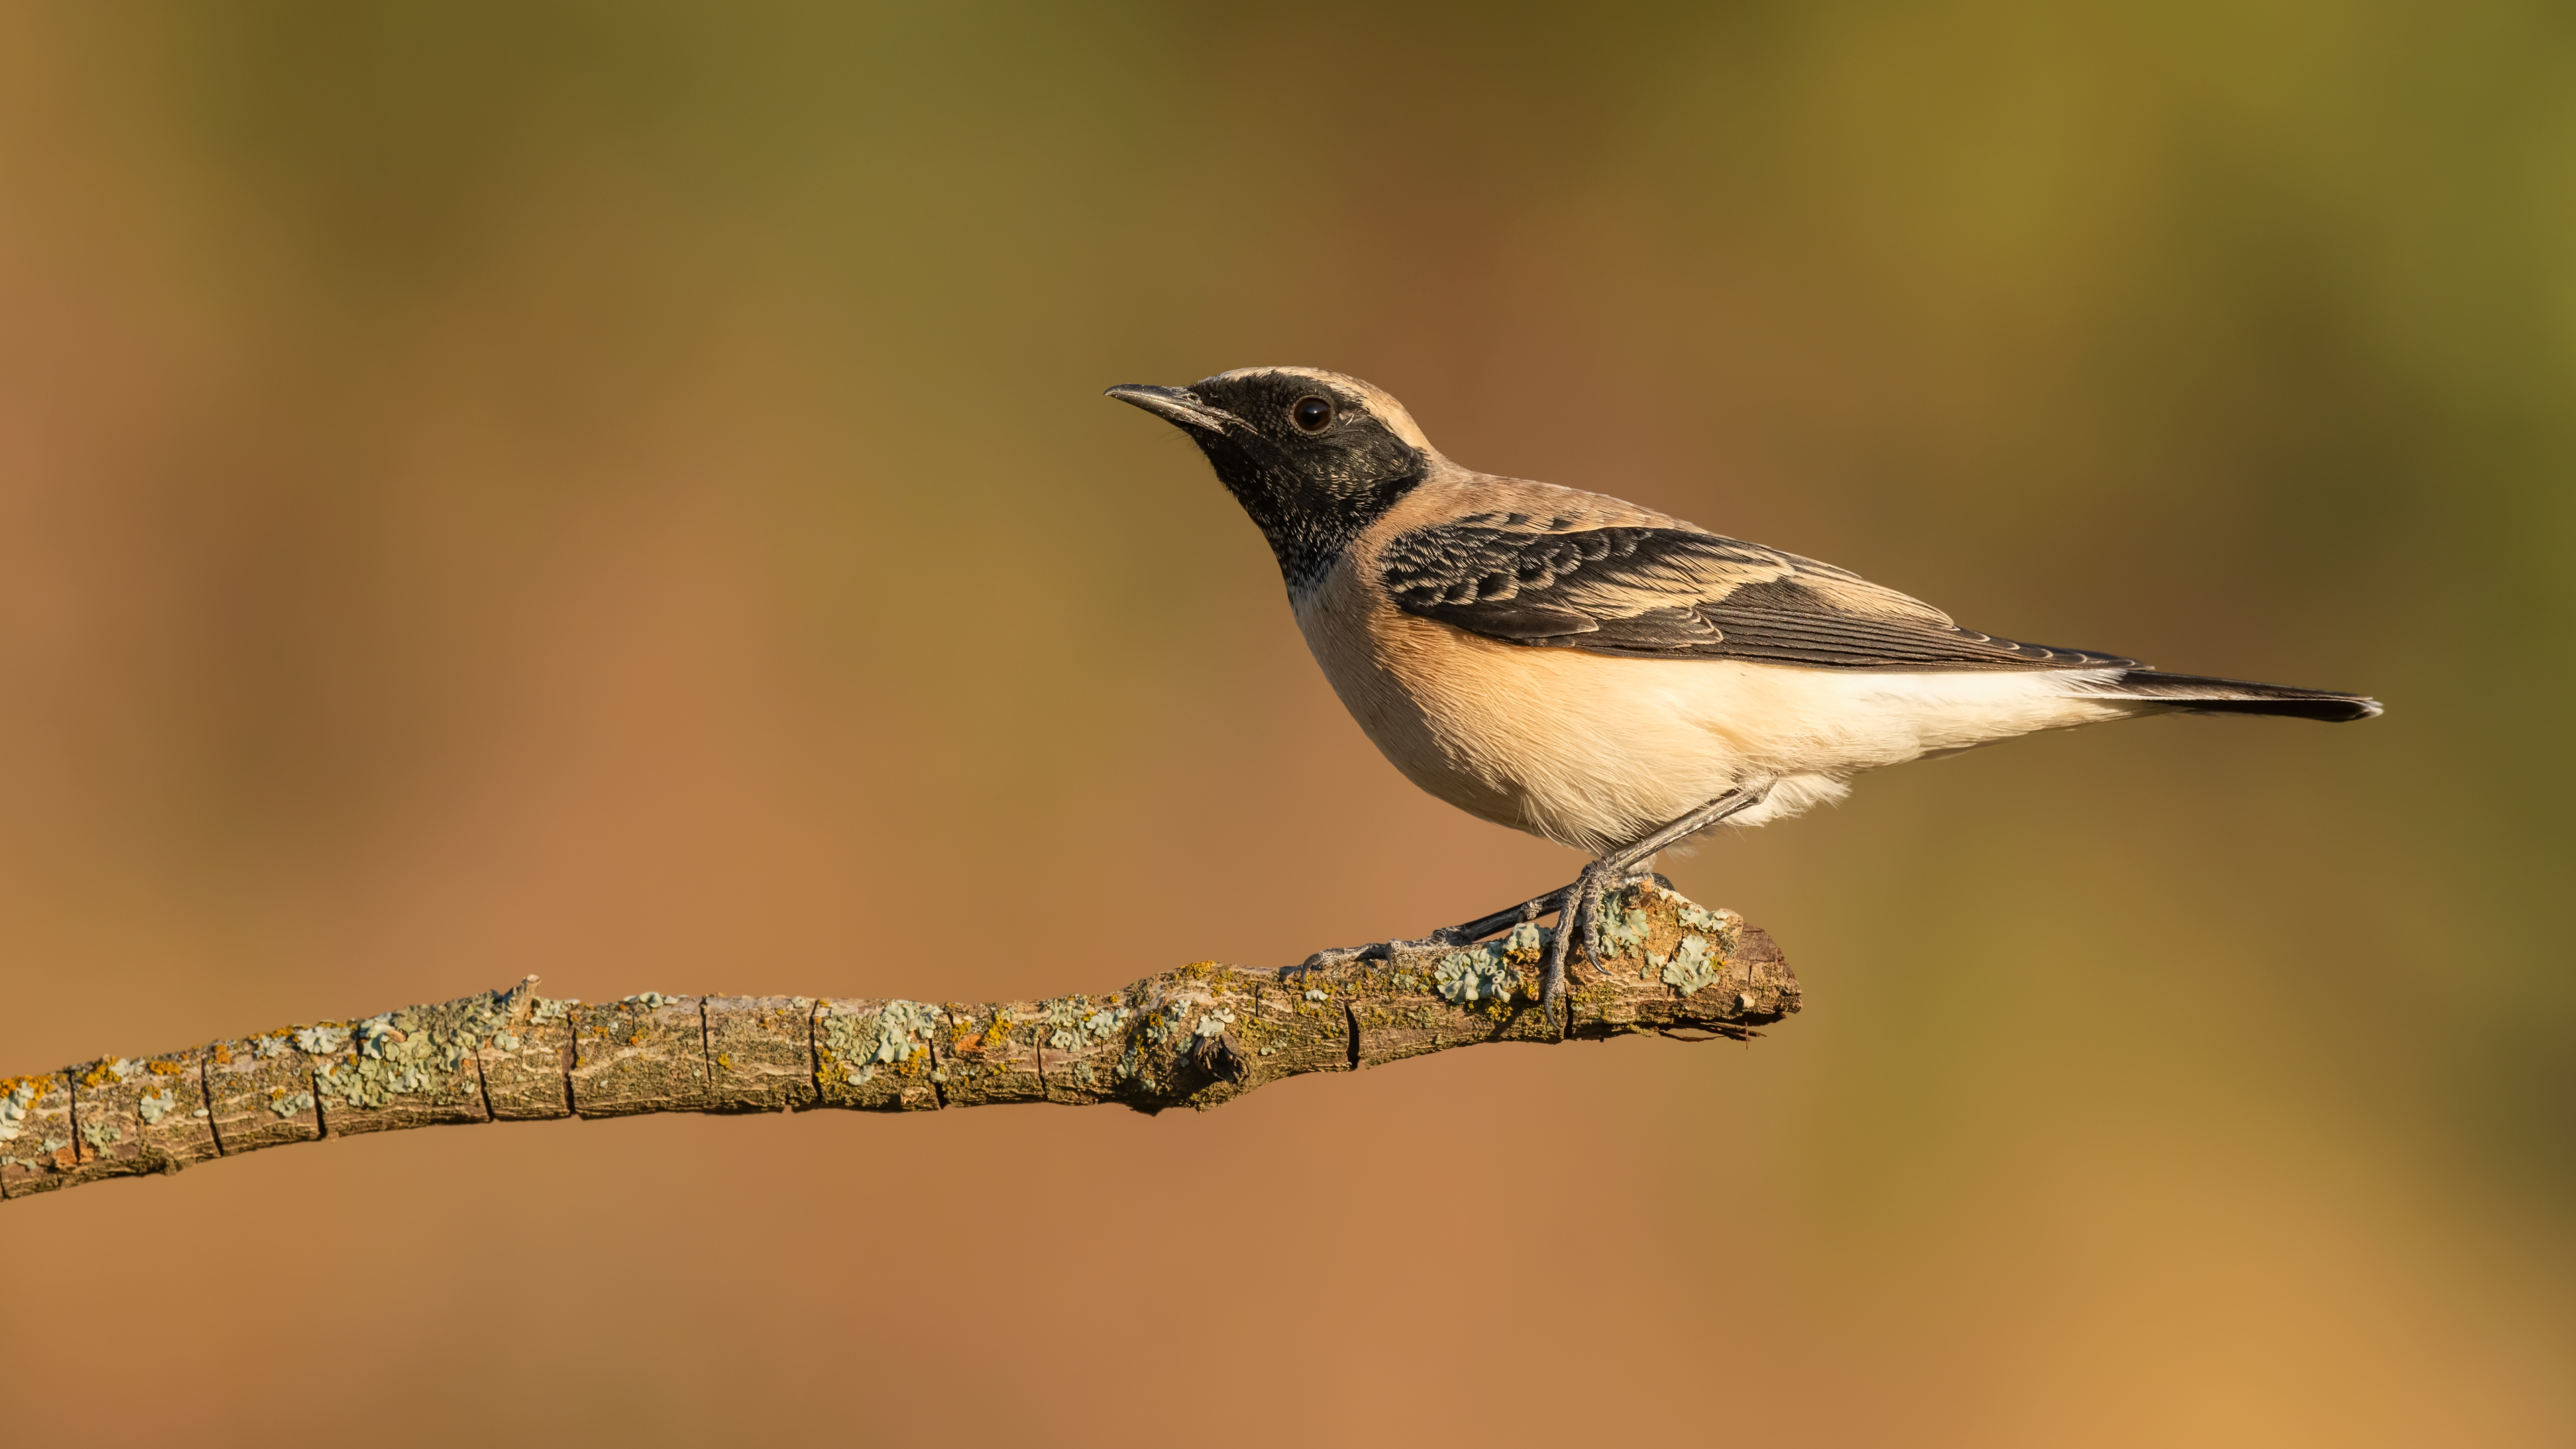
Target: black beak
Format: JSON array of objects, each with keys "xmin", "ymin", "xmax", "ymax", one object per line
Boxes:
[{"xmin": 1104, "ymin": 384, "xmax": 1239, "ymax": 434}]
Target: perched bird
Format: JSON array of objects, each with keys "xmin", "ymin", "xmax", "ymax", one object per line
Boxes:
[{"xmin": 1108, "ymin": 367, "xmax": 2379, "ymax": 1000}]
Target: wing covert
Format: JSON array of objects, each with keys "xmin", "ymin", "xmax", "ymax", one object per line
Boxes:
[{"xmin": 1378, "ymin": 521, "xmax": 2139, "ymax": 670}]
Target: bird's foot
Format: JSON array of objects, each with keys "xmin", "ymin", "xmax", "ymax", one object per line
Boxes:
[
  {"xmin": 1297, "ymin": 927, "xmax": 1480, "ymax": 971},
  {"xmin": 1526, "ymin": 784, "xmax": 1774, "ymax": 1002},
  {"xmin": 1304, "ymin": 790, "xmax": 1768, "ymax": 1001},
  {"xmin": 1535, "ymin": 859, "xmax": 1650, "ymax": 1006},
  {"xmin": 1296, "ymin": 866, "xmax": 1683, "ymax": 1004}
]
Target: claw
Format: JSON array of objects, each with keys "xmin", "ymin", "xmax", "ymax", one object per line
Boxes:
[{"xmin": 1539, "ymin": 859, "xmax": 1622, "ymax": 1004}]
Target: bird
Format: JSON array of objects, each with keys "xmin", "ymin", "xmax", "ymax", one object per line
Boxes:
[{"xmin": 1106, "ymin": 366, "xmax": 2380, "ymax": 1002}]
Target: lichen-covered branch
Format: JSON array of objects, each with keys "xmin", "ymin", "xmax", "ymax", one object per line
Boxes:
[{"xmin": 0, "ymin": 882, "xmax": 1795, "ymax": 1203}]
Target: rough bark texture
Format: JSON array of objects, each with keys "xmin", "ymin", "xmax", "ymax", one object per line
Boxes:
[{"xmin": 0, "ymin": 882, "xmax": 1796, "ymax": 1203}]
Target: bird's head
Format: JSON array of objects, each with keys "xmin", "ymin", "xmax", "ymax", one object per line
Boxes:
[{"xmin": 1107, "ymin": 366, "xmax": 1438, "ymax": 592}]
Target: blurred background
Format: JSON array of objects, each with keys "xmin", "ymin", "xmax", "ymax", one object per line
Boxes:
[{"xmin": 2, "ymin": 2, "xmax": 2569, "ymax": 1443}]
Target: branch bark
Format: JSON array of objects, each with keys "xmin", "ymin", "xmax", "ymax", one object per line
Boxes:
[{"xmin": 0, "ymin": 881, "xmax": 1796, "ymax": 1203}]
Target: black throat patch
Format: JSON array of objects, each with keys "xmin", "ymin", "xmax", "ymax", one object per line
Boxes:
[{"xmin": 1181, "ymin": 374, "xmax": 1431, "ymax": 594}]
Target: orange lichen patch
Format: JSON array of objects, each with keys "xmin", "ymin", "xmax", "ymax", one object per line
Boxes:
[{"xmin": 949, "ymin": 1008, "xmax": 1021, "ymax": 1057}]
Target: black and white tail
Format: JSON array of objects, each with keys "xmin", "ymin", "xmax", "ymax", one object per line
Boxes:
[{"xmin": 2094, "ymin": 669, "xmax": 2381, "ymax": 722}]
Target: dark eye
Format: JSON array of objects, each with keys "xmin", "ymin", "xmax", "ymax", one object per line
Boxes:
[{"xmin": 1291, "ymin": 396, "xmax": 1334, "ymax": 433}]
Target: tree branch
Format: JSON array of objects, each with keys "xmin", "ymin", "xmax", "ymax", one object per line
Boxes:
[{"xmin": 0, "ymin": 881, "xmax": 1795, "ymax": 1203}]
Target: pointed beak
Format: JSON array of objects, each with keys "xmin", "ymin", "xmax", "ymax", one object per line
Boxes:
[{"xmin": 1104, "ymin": 384, "xmax": 1238, "ymax": 434}]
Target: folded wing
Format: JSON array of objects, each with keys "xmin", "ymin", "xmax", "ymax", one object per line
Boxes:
[{"xmin": 1379, "ymin": 521, "xmax": 2139, "ymax": 670}]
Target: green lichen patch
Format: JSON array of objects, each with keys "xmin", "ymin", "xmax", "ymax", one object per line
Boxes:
[
  {"xmin": 1594, "ymin": 894, "xmax": 1656, "ymax": 959},
  {"xmin": 315, "ymin": 991, "xmax": 506, "ymax": 1136},
  {"xmin": 0, "ymin": 1072, "xmax": 75, "ymax": 1199},
  {"xmin": 568, "ymin": 995, "xmax": 712, "ymax": 1118},
  {"xmin": 64, "ymin": 1047, "xmax": 215, "ymax": 1184},
  {"xmin": 1560, "ymin": 881, "xmax": 1797, "ymax": 1038},
  {"xmin": 1653, "ymin": 934, "xmax": 1722, "ymax": 996},
  {"xmin": 931, "ymin": 1000, "xmax": 1044, "ymax": 1108},
  {"xmin": 1032, "ymin": 991, "xmax": 1140, "ymax": 1107},
  {"xmin": 814, "ymin": 998, "xmax": 941, "ymax": 1112},
  {"xmin": 1333, "ymin": 936, "xmax": 1558, "ymax": 1070},
  {"xmin": 480, "ymin": 980, "xmax": 574, "ymax": 1121},
  {"xmin": 1435, "ymin": 922, "xmax": 1546, "ymax": 1006},
  {"xmin": 203, "ymin": 1028, "xmax": 341, "ymax": 1155},
  {"xmin": 702, "ymin": 996, "xmax": 818, "ymax": 1112}
]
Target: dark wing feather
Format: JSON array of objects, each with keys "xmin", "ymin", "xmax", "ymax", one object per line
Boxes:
[{"xmin": 1379, "ymin": 523, "xmax": 2138, "ymax": 670}]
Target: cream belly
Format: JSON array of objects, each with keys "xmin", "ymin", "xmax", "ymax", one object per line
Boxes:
[{"xmin": 1292, "ymin": 568, "xmax": 2142, "ymax": 855}]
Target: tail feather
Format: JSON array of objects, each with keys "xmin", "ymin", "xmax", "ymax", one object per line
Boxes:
[{"xmin": 2094, "ymin": 669, "xmax": 2381, "ymax": 722}]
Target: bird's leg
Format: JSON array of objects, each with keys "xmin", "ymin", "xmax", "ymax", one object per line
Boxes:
[
  {"xmin": 1297, "ymin": 786, "xmax": 1768, "ymax": 987},
  {"xmin": 1300, "ymin": 873, "xmax": 1603, "ymax": 969},
  {"xmin": 1532, "ymin": 784, "xmax": 1773, "ymax": 1004}
]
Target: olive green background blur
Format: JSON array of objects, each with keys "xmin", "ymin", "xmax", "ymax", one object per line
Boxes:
[{"xmin": 3, "ymin": 3, "xmax": 2570, "ymax": 1444}]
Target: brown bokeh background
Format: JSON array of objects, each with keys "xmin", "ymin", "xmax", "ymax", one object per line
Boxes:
[{"xmin": 3, "ymin": 4, "xmax": 2571, "ymax": 1443}]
